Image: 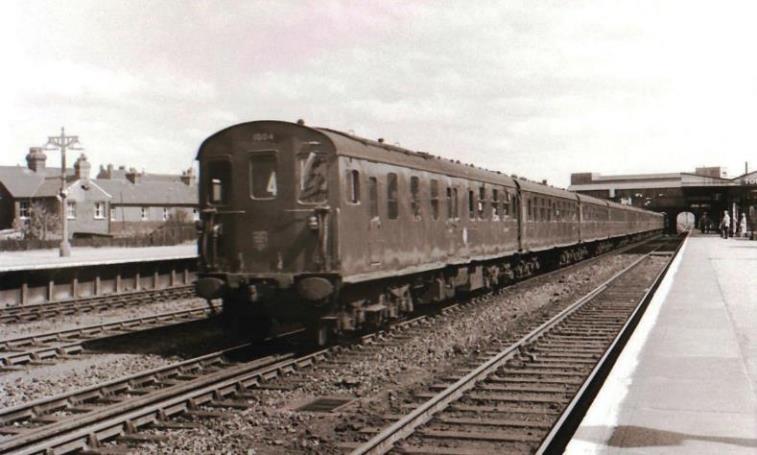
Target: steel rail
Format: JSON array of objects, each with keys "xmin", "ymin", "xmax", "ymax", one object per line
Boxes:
[
  {"xmin": 0, "ymin": 304, "xmax": 221, "ymax": 368},
  {"xmin": 534, "ymin": 235, "xmax": 686, "ymax": 454},
  {"xmin": 0, "ymin": 308, "xmax": 441, "ymax": 453},
  {"xmin": 350, "ymin": 249, "xmax": 664, "ymax": 455},
  {"xmin": 0, "ymin": 235, "xmax": 665, "ymax": 454},
  {"xmin": 0, "ymin": 285, "xmax": 196, "ymax": 323}
]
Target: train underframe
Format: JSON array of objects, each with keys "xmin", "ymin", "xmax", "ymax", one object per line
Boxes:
[{"xmin": 213, "ymin": 231, "xmax": 656, "ymax": 344}]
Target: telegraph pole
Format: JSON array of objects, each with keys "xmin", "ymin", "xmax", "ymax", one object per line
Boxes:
[{"xmin": 45, "ymin": 127, "xmax": 82, "ymax": 257}]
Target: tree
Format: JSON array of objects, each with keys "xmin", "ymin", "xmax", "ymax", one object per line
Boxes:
[{"xmin": 25, "ymin": 201, "xmax": 61, "ymax": 240}]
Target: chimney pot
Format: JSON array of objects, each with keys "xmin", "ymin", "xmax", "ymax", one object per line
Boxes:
[{"xmin": 26, "ymin": 147, "xmax": 47, "ymax": 172}]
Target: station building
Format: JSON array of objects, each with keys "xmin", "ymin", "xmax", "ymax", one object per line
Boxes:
[
  {"xmin": 0, "ymin": 147, "xmax": 198, "ymax": 239},
  {"xmin": 569, "ymin": 166, "xmax": 757, "ymax": 234}
]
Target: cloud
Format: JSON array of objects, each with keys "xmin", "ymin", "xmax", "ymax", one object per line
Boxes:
[{"xmin": 3, "ymin": 1, "xmax": 756, "ymax": 185}]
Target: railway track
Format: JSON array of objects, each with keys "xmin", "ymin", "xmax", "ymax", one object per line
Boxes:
[
  {"xmin": 348, "ymin": 237, "xmax": 682, "ymax": 454},
  {"xmin": 0, "ymin": 285, "xmax": 196, "ymax": 324},
  {"xmin": 0, "ymin": 236, "xmax": 674, "ymax": 454},
  {"xmin": 0, "ymin": 313, "xmax": 437, "ymax": 454},
  {"xmin": 0, "ymin": 304, "xmax": 220, "ymax": 370}
]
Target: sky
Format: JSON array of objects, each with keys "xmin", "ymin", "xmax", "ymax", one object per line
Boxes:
[{"xmin": 1, "ymin": 0, "xmax": 756, "ymax": 188}]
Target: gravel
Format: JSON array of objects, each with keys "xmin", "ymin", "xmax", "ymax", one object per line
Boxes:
[
  {"xmin": 0, "ymin": 297, "xmax": 208, "ymax": 339},
  {"xmin": 0, "ymin": 353, "xmax": 179, "ymax": 409},
  {"xmin": 135, "ymin": 253, "xmax": 642, "ymax": 454}
]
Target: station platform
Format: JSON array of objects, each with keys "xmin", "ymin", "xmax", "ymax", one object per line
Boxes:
[
  {"xmin": 567, "ymin": 235, "xmax": 757, "ymax": 454},
  {"xmin": 0, "ymin": 243, "xmax": 197, "ymax": 272}
]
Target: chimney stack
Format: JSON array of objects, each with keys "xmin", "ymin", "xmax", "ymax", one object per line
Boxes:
[
  {"xmin": 74, "ymin": 153, "xmax": 91, "ymax": 181},
  {"xmin": 125, "ymin": 167, "xmax": 141, "ymax": 184},
  {"xmin": 180, "ymin": 168, "xmax": 196, "ymax": 186},
  {"xmin": 25, "ymin": 147, "xmax": 47, "ymax": 172}
]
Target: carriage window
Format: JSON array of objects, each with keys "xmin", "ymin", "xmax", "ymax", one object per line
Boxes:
[
  {"xmin": 387, "ymin": 173, "xmax": 399, "ymax": 220},
  {"xmin": 298, "ymin": 151, "xmax": 327, "ymax": 203},
  {"xmin": 468, "ymin": 190, "xmax": 475, "ymax": 219},
  {"xmin": 249, "ymin": 153, "xmax": 277, "ymax": 200},
  {"xmin": 447, "ymin": 187, "xmax": 459, "ymax": 219},
  {"xmin": 527, "ymin": 198, "xmax": 532, "ymax": 221},
  {"xmin": 453, "ymin": 188, "xmax": 459, "ymax": 218},
  {"xmin": 347, "ymin": 170, "xmax": 360, "ymax": 203},
  {"xmin": 410, "ymin": 176, "xmax": 421, "ymax": 220},
  {"xmin": 207, "ymin": 160, "xmax": 231, "ymax": 205},
  {"xmin": 492, "ymin": 189, "xmax": 500, "ymax": 219},
  {"xmin": 478, "ymin": 186, "xmax": 486, "ymax": 219},
  {"xmin": 369, "ymin": 177, "xmax": 378, "ymax": 218},
  {"xmin": 502, "ymin": 190, "xmax": 509, "ymax": 219},
  {"xmin": 546, "ymin": 200, "xmax": 551, "ymax": 221},
  {"xmin": 430, "ymin": 179, "xmax": 440, "ymax": 220}
]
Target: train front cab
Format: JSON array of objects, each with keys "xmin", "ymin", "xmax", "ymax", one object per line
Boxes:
[{"xmin": 195, "ymin": 121, "xmax": 341, "ymax": 331}]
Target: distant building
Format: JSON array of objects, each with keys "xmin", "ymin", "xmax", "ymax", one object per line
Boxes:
[
  {"xmin": 0, "ymin": 148, "xmax": 198, "ymax": 238},
  {"xmin": 96, "ymin": 164, "xmax": 197, "ymax": 236},
  {"xmin": 569, "ymin": 166, "xmax": 757, "ymax": 234}
]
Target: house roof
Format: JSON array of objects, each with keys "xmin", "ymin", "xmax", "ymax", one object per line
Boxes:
[
  {"xmin": 95, "ymin": 179, "xmax": 197, "ymax": 205},
  {"xmin": 0, "ymin": 166, "xmax": 45, "ymax": 197}
]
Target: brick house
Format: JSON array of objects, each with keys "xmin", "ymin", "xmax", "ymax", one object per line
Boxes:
[
  {"xmin": 0, "ymin": 148, "xmax": 110, "ymax": 237},
  {"xmin": 95, "ymin": 165, "xmax": 197, "ymax": 237},
  {"xmin": 0, "ymin": 148, "xmax": 197, "ymax": 238}
]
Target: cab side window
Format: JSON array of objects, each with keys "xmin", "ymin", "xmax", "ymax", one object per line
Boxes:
[{"xmin": 208, "ymin": 160, "xmax": 232, "ymax": 205}]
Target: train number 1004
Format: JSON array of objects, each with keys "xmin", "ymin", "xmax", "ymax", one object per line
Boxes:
[{"xmin": 252, "ymin": 132, "xmax": 275, "ymax": 142}]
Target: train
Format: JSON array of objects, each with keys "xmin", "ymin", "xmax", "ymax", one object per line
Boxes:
[{"xmin": 194, "ymin": 120, "xmax": 663, "ymax": 344}]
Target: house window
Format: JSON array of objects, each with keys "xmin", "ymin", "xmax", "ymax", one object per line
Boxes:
[
  {"xmin": 387, "ymin": 173, "xmax": 398, "ymax": 220},
  {"xmin": 141, "ymin": 207, "xmax": 148, "ymax": 221},
  {"xmin": 193, "ymin": 208, "xmax": 199, "ymax": 221},
  {"xmin": 94, "ymin": 202, "xmax": 105, "ymax": 219},
  {"xmin": 163, "ymin": 207, "xmax": 169, "ymax": 221},
  {"xmin": 19, "ymin": 201, "xmax": 30, "ymax": 219},
  {"xmin": 110, "ymin": 207, "xmax": 117, "ymax": 221},
  {"xmin": 66, "ymin": 201, "xmax": 76, "ymax": 219},
  {"xmin": 347, "ymin": 170, "xmax": 360, "ymax": 203}
]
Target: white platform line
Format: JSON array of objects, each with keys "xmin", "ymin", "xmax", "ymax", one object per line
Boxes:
[{"xmin": 565, "ymin": 236, "xmax": 689, "ymax": 454}]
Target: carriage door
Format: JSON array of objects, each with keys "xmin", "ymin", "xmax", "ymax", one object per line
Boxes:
[{"xmin": 367, "ymin": 176, "xmax": 383, "ymax": 266}]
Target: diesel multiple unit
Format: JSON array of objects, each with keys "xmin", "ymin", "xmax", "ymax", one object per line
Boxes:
[{"xmin": 195, "ymin": 120, "xmax": 663, "ymax": 343}]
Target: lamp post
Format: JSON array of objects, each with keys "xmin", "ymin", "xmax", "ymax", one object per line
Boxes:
[{"xmin": 44, "ymin": 127, "xmax": 82, "ymax": 257}]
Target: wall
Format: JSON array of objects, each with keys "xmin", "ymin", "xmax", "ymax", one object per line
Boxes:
[
  {"xmin": 66, "ymin": 182, "xmax": 110, "ymax": 236},
  {"xmin": 0, "ymin": 185, "xmax": 14, "ymax": 229},
  {"xmin": 109, "ymin": 205, "xmax": 196, "ymax": 237}
]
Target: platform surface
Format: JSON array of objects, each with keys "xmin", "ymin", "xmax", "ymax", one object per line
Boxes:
[
  {"xmin": 568, "ymin": 235, "xmax": 757, "ymax": 454},
  {"xmin": 0, "ymin": 243, "xmax": 197, "ymax": 271}
]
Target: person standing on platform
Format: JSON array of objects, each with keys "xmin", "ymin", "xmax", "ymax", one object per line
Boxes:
[
  {"xmin": 720, "ymin": 210, "xmax": 730, "ymax": 239},
  {"xmin": 739, "ymin": 213, "xmax": 747, "ymax": 238},
  {"xmin": 700, "ymin": 212, "xmax": 710, "ymax": 234}
]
